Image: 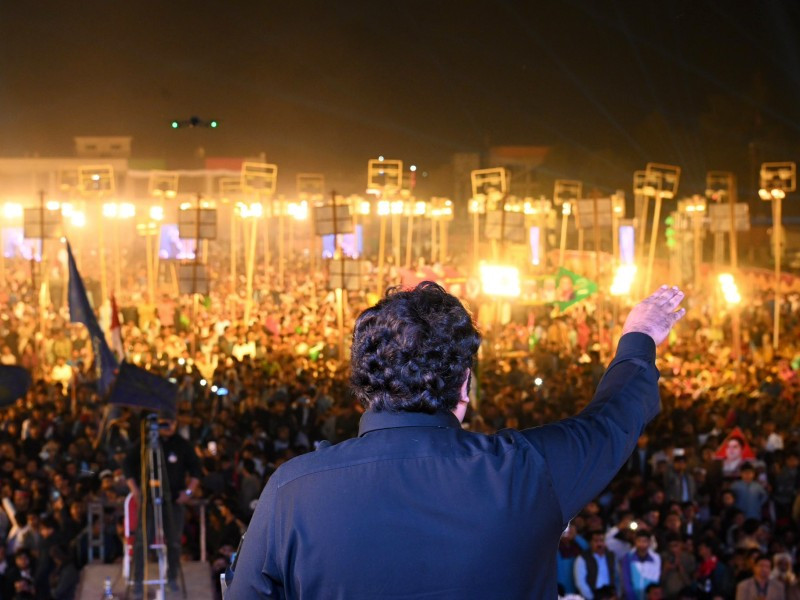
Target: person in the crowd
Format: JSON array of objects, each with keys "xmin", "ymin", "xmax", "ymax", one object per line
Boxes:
[
  {"xmin": 771, "ymin": 552, "xmax": 800, "ymax": 600},
  {"xmin": 620, "ymin": 529, "xmax": 661, "ymax": 600},
  {"xmin": 557, "ymin": 521, "xmax": 587, "ymax": 596},
  {"xmin": 660, "ymin": 534, "xmax": 696, "ymax": 599},
  {"xmin": 731, "ymin": 463, "xmax": 769, "ymax": 520},
  {"xmin": 664, "ymin": 454, "xmax": 697, "ymax": 505},
  {"xmin": 736, "ymin": 553, "xmax": 785, "ymax": 599},
  {"xmin": 694, "ymin": 537, "xmax": 735, "ymax": 599},
  {"xmin": 48, "ymin": 545, "xmax": 78, "ymax": 600},
  {"xmin": 575, "ymin": 530, "xmax": 619, "ymax": 600}
]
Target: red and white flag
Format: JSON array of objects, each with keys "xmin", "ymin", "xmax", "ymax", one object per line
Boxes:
[{"xmin": 110, "ymin": 295, "xmax": 125, "ymax": 361}]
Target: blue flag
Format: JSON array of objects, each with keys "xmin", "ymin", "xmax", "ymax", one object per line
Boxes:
[
  {"xmin": 110, "ymin": 361, "xmax": 177, "ymax": 417},
  {"xmin": 0, "ymin": 365, "xmax": 32, "ymax": 408},
  {"xmin": 67, "ymin": 241, "xmax": 118, "ymax": 395}
]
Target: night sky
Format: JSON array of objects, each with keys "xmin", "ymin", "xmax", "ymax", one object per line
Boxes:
[{"xmin": 2, "ymin": 1, "xmax": 800, "ymax": 195}]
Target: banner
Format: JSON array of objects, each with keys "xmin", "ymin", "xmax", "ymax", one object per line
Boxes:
[
  {"xmin": 553, "ymin": 267, "xmax": 598, "ymax": 312},
  {"xmin": 0, "ymin": 366, "xmax": 32, "ymax": 408}
]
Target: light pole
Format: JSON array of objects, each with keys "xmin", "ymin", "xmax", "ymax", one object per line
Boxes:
[
  {"xmin": 759, "ymin": 161, "xmax": 796, "ymax": 349},
  {"xmin": 78, "ymin": 165, "xmax": 116, "ymax": 304},
  {"xmin": 633, "ymin": 170, "xmax": 650, "ymax": 278},
  {"xmin": 678, "ymin": 196, "xmax": 706, "ymax": 293},
  {"xmin": 241, "ymin": 161, "xmax": 279, "ymax": 295},
  {"xmin": 718, "ymin": 273, "xmax": 742, "ymax": 364},
  {"xmin": 642, "ymin": 163, "xmax": 680, "ymax": 295},
  {"xmin": 429, "ymin": 198, "xmax": 454, "ymax": 263},
  {"xmin": 367, "ymin": 158, "xmax": 403, "ymax": 296},
  {"xmin": 235, "ymin": 201, "xmax": 262, "ymax": 325},
  {"xmin": 468, "ymin": 195, "xmax": 487, "ymax": 268},
  {"xmin": 135, "ymin": 206, "xmax": 164, "ymax": 304},
  {"xmin": 404, "ymin": 198, "xmax": 427, "ymax": 268},
  {"xmin": 554, "ymin": 180, "xmax": 582, "ymax": 268},
  {"xmin": 219, "ymin": 176, "xmax": 243, "ymax": 302},
  {"xmin": 101, "ymin": 202, "xmax": 136, "ymax": 296},
  {"xmin": 470, "ymin": 168, "xmax": 509, "ymax": 269}
]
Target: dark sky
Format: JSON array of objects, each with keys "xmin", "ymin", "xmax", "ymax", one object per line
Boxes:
[{"xmin": 2, "ymin": 1, "xmax": 800, "ymax": 193}]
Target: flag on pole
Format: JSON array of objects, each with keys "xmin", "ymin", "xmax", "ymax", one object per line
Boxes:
[
  {"xmin": 110, "ymin": 295, "xmax": 125, "ymax": 361},
  {"xmin": 553, "ymin": 267, "xmax": 599, "ymax": 313},
  {"xmin": 0, "ymin": 365, "xmax": 32, "ymax": 408},
  {"xmin": 67, "ymin": 241, "xmax": 118, "ymax": 395},
  {"xmin": 110, "ymin": 361, "xmax": 177, "ymax": 417}
]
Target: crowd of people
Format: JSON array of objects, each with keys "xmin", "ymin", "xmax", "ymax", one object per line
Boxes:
[{"xmin": 0, "ymin": 242, "xmax": 800, "ymax": 599}]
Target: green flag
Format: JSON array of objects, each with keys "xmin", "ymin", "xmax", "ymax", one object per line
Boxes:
[{"xmin": 553, "ymin": 267, "xmax": 598, "ymax": 312}]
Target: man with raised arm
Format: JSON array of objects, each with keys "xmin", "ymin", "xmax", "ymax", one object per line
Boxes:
[{"xmin": 228, "ymin": 283, "xmax": 685, "ymax": 599}]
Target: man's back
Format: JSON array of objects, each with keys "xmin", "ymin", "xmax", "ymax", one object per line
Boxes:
[
  {"xmin": 228, "ymin": 284, "xmax": 685, "ymax": 599},
  {"xmin": 229, "ymin": 334, "xmax": 661, "ymax": 599},
  {"xmin": 258, "ymin": 412, "xmax": 563, "ymax": 598}
]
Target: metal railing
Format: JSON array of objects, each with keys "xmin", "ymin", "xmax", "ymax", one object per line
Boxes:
[{"xmin": 87, "ymin": 498, "xmax": 210, "ymax": 563}]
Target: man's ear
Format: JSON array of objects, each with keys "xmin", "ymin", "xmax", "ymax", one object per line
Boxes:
[{"xmin": 460, "ymin": 369, "xmax": 470, "ymax": 403}]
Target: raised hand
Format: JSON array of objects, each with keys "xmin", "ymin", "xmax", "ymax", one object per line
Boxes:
[{"xmin": 621, "ymin": 285, "xmax": 686, "ymax": 346}]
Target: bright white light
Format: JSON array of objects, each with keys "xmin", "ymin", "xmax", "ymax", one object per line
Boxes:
[
  {"xmin": 758, "ymin": 188, "xmax": 771, "ymax": 201},
  {"xmin": 378, "ymin": 155, "xmax": 385, "ymax": 162},
  {"xmin": 288, "ymin": 200, "xmax": 309, "ymax": 221},
  {"xmin": 60, "ymin": 203, "xmax": 74, "ymax": 217},
  {"xmin": 355, "ymin": 198, "xmax": 371, "ymax": 216},
  {"xmin": 2, "ymin": 203, "xmax": 23, "ymax": 219},
  {"xmin": 178, "ymin": 358, "xmax": 186, "ymax": 365},
  {"xmin": 211, "ymin": 385, "xmax": 218, "ymax": 393},
  {"xmin": 479, "ymin": 264, "xmax": 521, "ymax": 298},
  {"xmin": 610, "ymin": 264, "xmax": 637, "ymax": 297},
  {"xmin": 200, "ymin": 379, "xmax": 207, "ymax": 386},
  {"xmin": 534, "ymin": 377, "xmax": 543, "ymax": 386},
  {"xmin": 119, "ymin": 203, "xmax": 136, "ymax": 219},
  {"xmin": 102, "ymin": 203, "xmax": 118, "ymax": 218},
  {"xmin": 70, "ymin": 211, "xmax": 86, "ymax": 228},
  {"xmin": 410, "ymin": 165, "xmax": 417, "ymax": 172},
  {"xmin": 91, "ymin": 174, "xmax": 100, "ymax": 181},
  {"xmin": 718, "ymin": 273, "xmax": 741, "ymax": 305},
  {"xmin": 46, "ymin": 200, "xmax": 61, "ymax": 211},
  {"xmin": 468, "ymin": 196, "xmax": 485, "ymax": 214},
  {"xmin": 149, "ymin": 206, "xmax": 164, "ymax": 221}
]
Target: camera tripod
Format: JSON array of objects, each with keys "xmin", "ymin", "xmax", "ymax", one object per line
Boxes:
[{"xmin": 125, "ymin": 415, "xmax": 186, "ymax": 600}]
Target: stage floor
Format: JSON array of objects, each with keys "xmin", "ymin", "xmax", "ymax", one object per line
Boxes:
[{"xmin": 77, "ymin": 561, "xmax": 216, "ymax": 600}]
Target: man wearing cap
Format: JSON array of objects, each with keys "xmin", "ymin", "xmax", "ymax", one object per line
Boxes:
[{"xmin": 229, "ymin": 283, "xmax": 686, "ymax": 599}]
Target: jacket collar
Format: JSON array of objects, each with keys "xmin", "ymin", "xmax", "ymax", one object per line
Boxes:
[{"xmin": 358, "ymin": 410, "xmax": 461, "ymax": 437}]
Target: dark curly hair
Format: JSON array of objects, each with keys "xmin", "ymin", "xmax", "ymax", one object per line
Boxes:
[{"xmin": 350, "ymin": 281, "xmax": 481, "ymax": 413}]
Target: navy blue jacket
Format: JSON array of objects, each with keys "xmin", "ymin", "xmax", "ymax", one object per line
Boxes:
[{"xmin": 227, "ymin": 332, "xmax": 659, "ymax": 599}]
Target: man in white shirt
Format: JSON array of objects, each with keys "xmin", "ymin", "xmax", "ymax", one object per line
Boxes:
[{"xmin": 620, "ymin": 530, "xmax": 661, "ymax": 600}]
